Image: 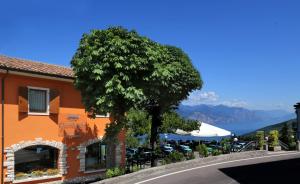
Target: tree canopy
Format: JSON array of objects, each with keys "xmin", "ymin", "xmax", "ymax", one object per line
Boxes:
[
  {"xmin": 71, "ymin": 26, "xmax": 203, "ymax": 167},
  {"xmin": 160, "ymin": 111, "xmax": 200, "ymax": 133},
  {"xmin": 144, "ymin": 45, "xmax": 202, "ymax": 111},
  {"xmin": 71, "ymin": 27, "xmax": 160, "ymax": 120}
]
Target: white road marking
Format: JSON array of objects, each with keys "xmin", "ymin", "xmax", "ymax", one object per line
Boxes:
[{"xmin": 134, "ymin": 152, "xmax": 300, "ymax": 184}]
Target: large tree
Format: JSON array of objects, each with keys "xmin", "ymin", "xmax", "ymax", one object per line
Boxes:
[
  {"xmin": 71, "ymin": 27, "xmax": 202, "ymax": 167},
  {"xmin": 71, "ymin": 27, "xmax": 160, "ymax": 166},
  {"xmin": 144, "ymin": 45, "xmax": 203, "ymax": 166},
  {"xmin": 71, "ymin": 27, "xmax": 158, "ymax": 126}
]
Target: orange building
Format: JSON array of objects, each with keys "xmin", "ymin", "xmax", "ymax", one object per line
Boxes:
[{"xmin": 0, "ymin": 55, "xmax": 126, "ymax": 184}]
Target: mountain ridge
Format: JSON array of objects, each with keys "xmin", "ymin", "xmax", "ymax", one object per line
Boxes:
[{"xmin": 177, "ymin": 104, "xmax": 295, "ymax": 135}]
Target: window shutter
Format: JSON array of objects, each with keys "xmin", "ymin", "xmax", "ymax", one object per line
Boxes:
[
  {"xmin": 18, "ymin": 87, "xmax": 28, "ymax": 113},
  {"xmin": 50, "ymin": 89, "xmax": 60, "ymax": 114}
]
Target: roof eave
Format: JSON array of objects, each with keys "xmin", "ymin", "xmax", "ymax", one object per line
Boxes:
[{"xmin": 0, "ymin": 66, "xmax": 75, "ymax": 82}]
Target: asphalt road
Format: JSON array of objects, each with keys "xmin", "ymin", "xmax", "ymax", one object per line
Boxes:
[{"xmin": 133, "ymin": 152, "xmax": 300, "ymax": 184}]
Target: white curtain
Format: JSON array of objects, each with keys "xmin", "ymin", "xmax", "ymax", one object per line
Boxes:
[{"xmin": 29, "ymin": 89, "xmax": 47, "ymax": 112}]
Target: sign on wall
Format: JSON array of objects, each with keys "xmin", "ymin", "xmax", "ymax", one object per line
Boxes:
[{"xmin": 58, "ymin": 114, "xmax": 87, "ymax": 138}]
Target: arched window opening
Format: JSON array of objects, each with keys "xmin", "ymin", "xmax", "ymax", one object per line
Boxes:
[
  {"xmin": 15, "ymin": 145, "xmax": 59, "ymax": 179},
  {"xmin": 85, "ymin": 142, "xmax": 106, "ymax": 171}
]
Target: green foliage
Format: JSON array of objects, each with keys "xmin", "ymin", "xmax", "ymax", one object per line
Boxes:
[
  {"xmin": 72, "ymin": 27, "xmax": 158, "ymax": 115},
  {"xmin": 162, "ymin": 157, "xmax": 171, "ymax": 165},
  {"xmin": 125, "ymin": 129, "xmax": 140, "ymax": 148},
  {"xmin": 186, "ymin": 153, "xmax": 195, "ymax": 160},
  {"xmin": 256, "ymin": 131, "xmax": 265, "ymax": 150},
  {"xmin": 160, "ymin": 111, "xmax": 200, "ymax": 133},
  {"xmin": 125, "ymin": 108, "xmax": 151, "ymax": 147},
  {"xmin": 196, "ymin": 144, "xmax": 209, "ymax": 157},
  {"xmin": 125, "ymin": 109, "xmax": 200, "ymax": 148},
  {"xmin": 132, "ymin": 165, "xmax": 140, "ymax": 172},
  {"xmin": 71, "ymin": 27, "xmax": 203, "ymax": 168},
  {"xmin": 166, "ymin": 152, "xmax": 185, "ymax": 163},
  {"xmin": 105, "ymin": 167, "xmax": 125, "ymax": 178},
  {"xmin": 71, "ymin": 27, "xmax": 160, "ymax": 140},
  {"xmin": 220, "ymin": 138, "xmax": 231, "ymax": 154},
  {"xmin": 269, "ymin": 130, "xmax": 279, "ymax": 147},
  {"xmin": 144, "ymin": 45, "xmax": 203, "ymax": 112},
  {"xmin": 242, "ymin": 119, "xmax": 296, "ymax": 137},
  {"xmin": 143, "ymin": 44, "xmax": 202, "ymax": 167},
  {"xmin": 212, "ymin": 149, "xmax": 222, "ymax": 156},
  {"xmin": 280, "ymin": 123, "xmax": 296, "ymax": 150},
  {"xmin": 126, "ymin": 108, "xmax": 151, "ymax": 136}
]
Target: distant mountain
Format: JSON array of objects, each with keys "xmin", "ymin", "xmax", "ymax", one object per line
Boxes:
[
  {"xmin": 242, "ymin": 119, "xmax": 296, "ymax": 137},
  {"xmin": 177, "ymin": 104, "xmax": 295, "ymax": 135}
]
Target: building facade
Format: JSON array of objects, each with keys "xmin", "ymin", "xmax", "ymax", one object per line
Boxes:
[{"xmin": 0, "ymin": 55, "xmax": 126, "ymax": 184}]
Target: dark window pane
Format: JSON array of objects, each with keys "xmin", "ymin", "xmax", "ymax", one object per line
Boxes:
[
  {"xmin": 15, "ymin": 145, "xmax": 59, "ymax": 177},
  {"xmin": 85, "ymin": 143, "xmax": 106, "ymax": 171},
  {"xmin": 29, "ymin": 89, "xmax": 47, "ymax": 113}
]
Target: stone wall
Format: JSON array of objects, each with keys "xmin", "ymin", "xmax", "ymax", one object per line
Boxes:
[
  {"xmin": 115, "ymin": 142, "xmax": 123, "ymax": 167},
  {"xmin": 3, "ymin": 138, "xmax": 67, "ymax": 182},
  {"xmin": 77, "ymin": 137, "xmax": 103, "ymax": 172}
]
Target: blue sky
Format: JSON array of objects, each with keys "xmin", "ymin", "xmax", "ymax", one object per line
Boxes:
[{"xmin": 0, "ymin": 0, "xmax": 299, "ymax": 111}]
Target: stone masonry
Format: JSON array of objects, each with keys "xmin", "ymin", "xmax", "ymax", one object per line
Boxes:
[
  {"xmin": 77, "ymin": 137, "xmax": 103, "ymax": 172},
  {"xmin": 3, "ymin": 138, "xmax": 67, "ymax": 182}
]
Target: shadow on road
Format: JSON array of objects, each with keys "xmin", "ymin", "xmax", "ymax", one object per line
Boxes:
[{"xmin": 219, "ymin": 158, "xmax": 300, "ymax": 184}]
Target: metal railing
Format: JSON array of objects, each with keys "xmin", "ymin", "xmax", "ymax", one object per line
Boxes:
[
  {"xmin": 278, "ymin": 140, "xmax": 289, "ymax": 150},
  {"xmin": 237, "ymin": 141, "xmax": 257, "ymax": 152}
]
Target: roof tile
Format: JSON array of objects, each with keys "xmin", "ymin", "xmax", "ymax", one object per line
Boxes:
[{"xmin": 0, "ymin": 55, "xmax": 74, "ymax": 78}]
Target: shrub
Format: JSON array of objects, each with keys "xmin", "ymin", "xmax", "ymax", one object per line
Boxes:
[
  {"xmin": 186, "ymin": 153, "xmax": 195, "ymax": 160},
  {"xmin": 163, "ymin": 157, "xmax": 172, "ymax": 165},
  {"xmin": 105, "ymin": 169, "xmax": 115, "ymax": 178},
  {"xmin": 196, "ymin": 144, "xmax": 208, "ymax": 157},
  {"xmin": 132, "ymin": 165, "xmax": 140, "ymax": 172},
  {"xmin": 212, "ymin": 149, "xmax": 222, "ymax": 156},
  {"xmin": 220, "ymin": 138, "xmax": 231, "ymax": 154},
  {"xmin": 280, "ymin": 123, "xmax": 296, "ymax": 150},
  {"xmin": 105, "ymin": 167, "xmax": 125, "ymax": 178},
  {"xmin": 256, "ymin": 131, "xmax": 265, "ymax": 150},
  {"xmin": 46, "ymin": 169, "xmax": 59, "ymax": 176},
  {"xmin": 166, "ymin": 152, "xmax": 184, "ymax": 163},
  {"xmin": 269, "ymin": 130, "xmax": 279, "ymax": 147}
]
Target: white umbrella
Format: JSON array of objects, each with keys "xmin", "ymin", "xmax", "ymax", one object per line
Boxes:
[{"xmin": 176, "ymin": 122, "xmax": 231, "ymax": 137}]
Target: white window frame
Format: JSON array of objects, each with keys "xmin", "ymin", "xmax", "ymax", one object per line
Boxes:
[
  {"xmin": 95, "ymin": 113, "xmax": 110, "ymax": 118},
  {"xmin": 28, "ymin": 86, "xmax": 50, "ymax": 116}
]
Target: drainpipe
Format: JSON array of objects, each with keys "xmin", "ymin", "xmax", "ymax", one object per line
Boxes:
[{"xmin": 1, "ymin": 70, "xmax": 8, "ymax": 184}]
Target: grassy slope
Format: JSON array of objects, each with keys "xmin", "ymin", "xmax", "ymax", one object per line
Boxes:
[{"xmin": 242, "ymin": 119, "xmax": 296, "ymax": 137}]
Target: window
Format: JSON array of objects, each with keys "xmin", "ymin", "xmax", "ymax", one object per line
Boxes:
[
  {"xmin": 95, "ymin": 113, "xmax": 110, "ymax": 118},
  {"xmin": 85, "ymin": 142, "xmax": 106, "ymax": 171},
  {"xmin": 28, "ymin": 87, "xmax": 49, "ymax": 115},
  {"xmin": 15, "ymin": 145, "xmax": 59, "ymax": 179}
]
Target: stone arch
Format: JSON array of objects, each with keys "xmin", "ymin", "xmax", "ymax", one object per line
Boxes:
[
  {"xmin": 77, "ymin": 137, "xmax": 104, "ymax": 172},
  {"xmin": 4, "ymin": 138, "xmax": 67, "ymax": 182}
]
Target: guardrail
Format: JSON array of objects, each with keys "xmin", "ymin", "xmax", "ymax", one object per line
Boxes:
[
  {"xmin": 278, "ymin": 140, "xmax": 289, "ymax": 150},
  {"xmin": 237, "ymin": 141, "xmax": 257, "ymax": 152}
]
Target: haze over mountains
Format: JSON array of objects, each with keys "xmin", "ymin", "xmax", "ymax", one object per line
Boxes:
[{"xmin": 177, "ymin": 104, "xmax": 295, "ymax": 135}]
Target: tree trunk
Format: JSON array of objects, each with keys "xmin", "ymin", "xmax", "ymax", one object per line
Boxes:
[{"xmin": 150, "ymin": 106, "xmax": 162, "ymax": 167}]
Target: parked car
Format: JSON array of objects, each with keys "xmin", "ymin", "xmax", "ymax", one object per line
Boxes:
[
  {"xmin": 136, "ymin": 147, "xmax": 152, "ymax": 161},
  {"xmin": 126, "ymin": 148, "xmax": 137, "ymax": 159},
  {"xmin": 178, "ymin": 145, "xmax": 192, "ymax": 154},
  {"xmin": 160, "ymin": 144, "xmax": 174, "ymax": 155}
]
